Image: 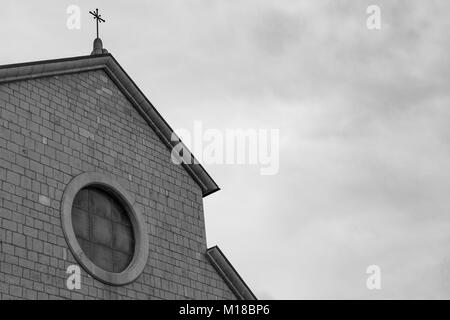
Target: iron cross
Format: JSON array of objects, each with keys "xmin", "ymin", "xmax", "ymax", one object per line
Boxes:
[{"xmin": 89, "ymin": 8, "xmax": 106, "ymax": 39}]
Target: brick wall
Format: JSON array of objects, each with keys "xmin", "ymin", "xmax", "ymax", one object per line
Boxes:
[{"xmin": 0, "ymin": 70, "xmax": 236, "ymax": 300}]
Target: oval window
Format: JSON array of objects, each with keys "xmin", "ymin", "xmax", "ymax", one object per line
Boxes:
[{"xmin": 61, "ymin": 172, "xmax": 149, "ymax": 285}]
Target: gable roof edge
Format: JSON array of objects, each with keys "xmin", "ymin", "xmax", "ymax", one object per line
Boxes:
[{"xmin": 0, "ymin": 54, "xmax": 220, "ymax": 197}]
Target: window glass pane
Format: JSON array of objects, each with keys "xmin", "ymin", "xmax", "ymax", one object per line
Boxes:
[
  {"xmin": 72, "ymin": 208, "xmax": 89, "ymax": 240},
  {"xmin": 91, "ymin": 243, "xmax": 114, "ymax": 272},
  {"xmin": 89, "ymin": 188, "xmax": 111, "ymax": 218},
  {"xmin": 111, "ymin": 201, "xmax": 131, "ymax": 226},
  {"xmin": 113, "ymin": 223, "xmax": 134, "ymax": 253},
  {"xmin": 91, "ymin": 215, "xmax": 113, "ymax": 247}
]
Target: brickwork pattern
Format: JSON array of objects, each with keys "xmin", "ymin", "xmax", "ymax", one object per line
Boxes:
[{"xmin": 0, "ymin": 70, "xmax": 235, "ymax": 300}]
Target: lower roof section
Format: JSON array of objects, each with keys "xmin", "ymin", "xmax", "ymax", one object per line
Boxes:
[{"xmin": 206, "ymin": 246, "xmax": 257, "ymax": 300}]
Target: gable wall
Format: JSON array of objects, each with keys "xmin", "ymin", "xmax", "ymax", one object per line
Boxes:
[{"xmin": 0, "ymin": 70, "xmax": 235, "ymax": 299}]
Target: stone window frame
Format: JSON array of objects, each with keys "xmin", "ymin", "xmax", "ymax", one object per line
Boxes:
[{"xmin": 61, "ymin": 172, "xmax": 149, "ymax": 286}]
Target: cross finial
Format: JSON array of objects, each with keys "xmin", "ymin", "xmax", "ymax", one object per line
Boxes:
[
  {"xmin": 89, "ymin": 8, "xmax": 105, "ymax": 39},
  {"xmin": 89, "ymin": 8, "xmax": 108, "ymax": 55}
]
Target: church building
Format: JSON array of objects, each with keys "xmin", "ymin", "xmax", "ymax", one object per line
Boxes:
[{"xmin": 0, "ymin": 36, "xmax": 256, "ymax": 300}]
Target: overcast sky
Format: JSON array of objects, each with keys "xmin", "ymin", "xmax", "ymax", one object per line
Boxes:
[{"xmin": 1, "ymin": 0, "xmax": 450, "ymax": 299}]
